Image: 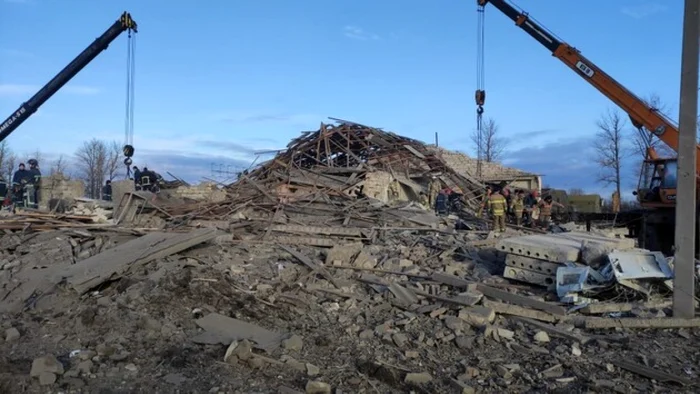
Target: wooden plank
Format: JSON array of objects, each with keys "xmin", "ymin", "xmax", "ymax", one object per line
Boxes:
[
  {"xmin": 580, "ymin": 300, "xmax": 673, "ymax": 315},
  {"xmin": 512, "ymin": 316, "xmax": 591, "ymax": 344},
  {"xmin": 584, "ymin": 317, "xmax": 700, "ymax": 329},
  {"xmin": 475, "ymin": 284, "xmax": 568, "ymax": 316},
  {"xmin": 482, "ymin": 299, "xmax": 557, "ymax": 323},
  {"xmin": 613, "ymin": 360, "xmax": 691, "ymax": 386},
  {"xmin": 278, "ymin": 245, "xmax": 341, "ymax": 289},
  {"xmin": 271, "ymin": 224, "xmax": 364, "ymax": 237},
  {"xmin": 65, "ymin": 228, "xmax": 218, "ymax": 293}
]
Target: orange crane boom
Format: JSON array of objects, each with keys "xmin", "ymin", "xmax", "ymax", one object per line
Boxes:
[{"xmin": 478, "ymin": 0, "xmax": 700, "ymax": 174}]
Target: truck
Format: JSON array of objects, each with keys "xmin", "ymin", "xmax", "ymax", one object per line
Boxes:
[{"xmin": 478, "ymin": 0, "xmax": 697, "ymax": 255}]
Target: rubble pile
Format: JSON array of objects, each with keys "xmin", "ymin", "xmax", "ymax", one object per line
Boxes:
[
  {"xmin": 165, "ymin": 121, "xmax": 485, "ymax": 223},
  {"xmin": 0, "ymin": 122, "xmax": 699, "ymax": 393}
]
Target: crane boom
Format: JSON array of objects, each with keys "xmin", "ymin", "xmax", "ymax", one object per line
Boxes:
[
  {"xmin": 478, "ymin": 0, "xmax": 700, "ymax": 174},
  {"xmin": 0, "ymin": 12, "xmax": 137, "ymax": 143}
]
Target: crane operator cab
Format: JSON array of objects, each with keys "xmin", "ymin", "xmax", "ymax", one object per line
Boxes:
[{"xmin": 635, "ymin": 158, "xmax": 678, "ymax": 206}]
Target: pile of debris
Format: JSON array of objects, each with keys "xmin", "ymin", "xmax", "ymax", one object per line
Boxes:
[
  {"xmin": 165, "ymin": 121, "xmax": 485, "ymax": 223},
  {"xmin": 1, "ymin": 121, "xmax": 699, "ymax": 393}
]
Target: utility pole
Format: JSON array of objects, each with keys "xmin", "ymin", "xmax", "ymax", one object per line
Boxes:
[{"xmin": 673, "ymin": 0, "xmax": 699, "ymax": 318}]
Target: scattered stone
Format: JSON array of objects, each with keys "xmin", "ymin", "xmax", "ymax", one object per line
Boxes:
[
  {"xmin": 444, "ymin": 316, "xmax": 464, "ymax": 331},
  {"xmin": 30, "ymin": 355, "xmax": 64, "ymax": 377},
  {"xmin": 96, "ymin": 344, "xmax": 115, "ymax": 357},
  {"xmin": 305, "ymin": 380, "xmax": 331, "ymax": 394},
  {"xmin": 458, "ymin": 307, "xmax": 495, "ymax": 327},
  {"xmin": 450, "ymin": 379, "xmax": 476, "ymax": 394},
  {"xmin": 358, "ymin": 329, "xmax": 374, "ymax": 340},
  {"xmin": 78, "ymin": 350, "xmax": 97, "ymax": 361},
  {"xmin": 77, "ymin": 360, "xmax": 93, "ymax": 375},
  {"xmin": 455, "ymin": 336, "xmax": 474, "ymax": 350},
  {"xmin": 404, "ymin": 372, "xmax": 433, "ymax": 384},
  {"xmin": 496, "ymin": 328, "xmax": 515, "ymax": 340},
  {"xmin": 163, "ymin": 373, "xmax": 188, "ymax": 385},
  {"xmin": 124, "ymin": 363, "xmax": 138, "ymax": 372},
  {"xmin": 405, "ymin": 350, "xmax": 419, "ymax": 359},
  {"xmin": 540, "ymin": 364, "xmax": 564, "ymax": 379},
  {"xmin": 232, "ymin": 339, "xmax": 253, "ymax": 361},
  {"xmin": 306, "ymin": 363, "xmax": 320, "ymax": 377},
  {"xmin": 247, "ymin": 357, "xmax": 265, "ymax": 369},
  {"xmin": 282, "ymin": 334, "xmax": 304, "ymax": 351},
  {"xmin": 5, "ymin": 327, "xmax": 20, "ymax": 342},
  {"xmin": 533, "ymin": 331, "xmax": 550, "ymax": 343},
  {"xmin": 38, "ymin": 372, "xmax": 56, "ymax": 385},
  {"xmin": 392, "ymin": 333, "xmax": 408, "ymax": 348},
  {"xmin": 571, "ymin": 343, "xmax": 582, "ymax": 357}
]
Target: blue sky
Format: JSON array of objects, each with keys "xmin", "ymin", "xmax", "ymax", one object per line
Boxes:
[{"xmin": 0, "ymin": 0, "xmax": 687, "ymax": 197}]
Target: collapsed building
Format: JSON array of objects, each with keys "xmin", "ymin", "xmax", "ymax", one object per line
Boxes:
[{"xmin": 0, "ymin": 120, "xmax": 697, "ymax": 393}]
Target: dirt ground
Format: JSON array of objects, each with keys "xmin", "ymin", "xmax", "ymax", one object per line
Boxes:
[{"xmin": 1, "ymin": 229, "xmax": 699, "ymax": 394}]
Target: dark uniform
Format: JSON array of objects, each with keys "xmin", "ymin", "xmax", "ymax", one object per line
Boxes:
[
  {"xmin": 27, "ymin": 159, "xmax": 41, "ymax": 208},
  {"xmin": 102, "ymin": 180, "xmax": 112, "ymax": 201},
  {"xmin": 11, "ymin": 163, "xmax": 32, "ymax": 207}
]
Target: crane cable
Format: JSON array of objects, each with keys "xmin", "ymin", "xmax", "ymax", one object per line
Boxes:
[
  {"xmin": 123, "ymin": 31, "xmax": 136, "ymax": 179},
  {"xmin": 475, "ymin": 4, "xmax": 486, "ymax": 180}
]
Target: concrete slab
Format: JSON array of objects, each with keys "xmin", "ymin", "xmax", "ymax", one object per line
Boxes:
[{"xmin": 496, "ymin": 231, "xmax": 634, "ymax": 264}]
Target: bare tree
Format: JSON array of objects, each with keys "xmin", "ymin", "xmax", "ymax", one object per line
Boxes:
[
  {"xmin": 24, "ymin": 149, "xmax": 43, "ymax": 168},
  {"xmin": 471, "ymin": 117, "xmax": 508, "ymax": 163},
  {"xmin": 4, "ymin": 153, "xmax": 16, "ymax": 183},
  {"xmin": 75, "ymin": 139, "xmax": 108, "ymax": 199},
  {"xmin": 49, "ymin": 155, "xmax": 70, "ymax": 178},
  {"xmin": 630, "ymin": 94, "xmax": 674, "ymax": 160},
  {"xmin": 105, "ymin": 141, "xmax": 123, "ymax": 181},
  {"xmin": 594, "ymin": 109, "xmax": 626, "ymax": 200},
  {"xmin": 0, "ymin": 141, "xmax": 12, "ymax": 181},
  {"xmin": 568, "ymin": 188, "xmax": 585, "ymax": 196}
]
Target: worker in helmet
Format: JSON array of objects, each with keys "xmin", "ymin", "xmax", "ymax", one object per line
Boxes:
[
  {"xmin": 11, "ymin": 163, "xmax": 31, "ymax": 208},
  {"xmin": 27, "ymin": 159, "xmax": 41, "ymax": 208},
  {"xmin": 102, "ymin": 180, "xmax": 112, "ymax": 201},
  {"xmin": 488, "ymin": 188, "xmax": 508, "ymax": 232},
  {"xmin": 132, "ymin": 166, "xmax": 142, "ymax": 190}
]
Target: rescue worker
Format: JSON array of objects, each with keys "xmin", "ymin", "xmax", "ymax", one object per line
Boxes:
[
  {"xmin": 132, "ymin": 166, "xmax": 142, "ymax": 190},
  {"xmin": 419, "ymin": 191, "xmax": 429, "ymax": 209},
  {"xmin": 537, "ymin": 195, "xmax": 565, "ymax": 228},
  {"xmin": 11, "ymin": 163, "xmax": 31, "ymax": 207},
  {"xmin": 27, "ymin": 159, "xmax": 41, "ymax": 208},
  {"xmin": 488, "ymin": 188, "xmax": 508, "ymax": 232},
  {"xmin": 102, "ymin": 180, "xmax": 112, "ymax": 201},
  {"xmin": 510, "ymin": 189, "xmax": 525, "ymax": 226},
  {"xmin": 477, "ymin": 186, "xmax": 492, "ymax": 218},
  {"xmin": 428, "ymin": 177, "xmax": 441, "ymax": 207}
]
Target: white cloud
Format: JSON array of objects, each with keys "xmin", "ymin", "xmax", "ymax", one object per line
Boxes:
[
  {"xmin": 0, "ymin": 84, "xmax": 100, "ymax": 97},
  {"xmin": 621, "ymin": 3, "xmax": 667, "ymax": 19},
  {"xmin": 343, "ymin": 25, "xmax": 380, "ymax": 41}
]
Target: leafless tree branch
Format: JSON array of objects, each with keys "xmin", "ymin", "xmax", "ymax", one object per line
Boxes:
[
  {"xmin": 471, "ymin": 117, "xmax": 508, "ymax": 163},
  {"xmin": 594, "ymin": 108, "xmax": 626, "ymax": 199}
]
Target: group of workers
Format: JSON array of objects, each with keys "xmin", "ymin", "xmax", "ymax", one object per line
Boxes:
[
  {"xmin": 0, "ymin": 159, "xmax": 43, "ymax": 209},
  {"xmin": 131, "ymin": 165, "xmax": 162, "ymax": 193},
  {"xmin": 483, "ymin": 185, "xmax": 564, "ymax": 232}
]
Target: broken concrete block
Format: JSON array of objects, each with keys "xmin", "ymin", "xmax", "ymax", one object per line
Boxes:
[
  {"xmin": 38, "ymin": 372, "xmax": 56, "ymax": 385},
  {"xmin": 458, "ymin": 307, "xmax": 495, "ymax": 327},
  {"xmin": 305, "ymin": 380, "xmax": 331, "ymax": 394},
  {"xmin": 325, "ymin": 243, "xmax": 362, "ymax": 266},
  {"xmin": 353, "ymin": 250, "xmax": 377, "ymax": 269},
  {"xmin": 282, "ymin": 334, "xmax": 304, "ymax": 351},
  {"xmin": 30, "ymin": 355, "xmax": 64, "ymax": 377},
  {"xmin": 5, "ymin": 327, "xmax": 20, "ymax": 342},
  {"xmin": 496, "ymin": 328, "xmax": 515, "ymax": 340},
  {"xmin": 306, "ymin": 363, "xmax": 320, "ymax": 377},
  {"xmin": 405, "ymin": 372, "xmax": 433, "ymax": 384},
  {"xmin": 533, "ymin": 331, "xmax": 550, "ymax": 343}
]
